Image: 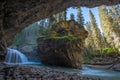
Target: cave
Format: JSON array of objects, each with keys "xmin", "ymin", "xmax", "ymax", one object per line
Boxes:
[
  {"xmin": 0, "ymin": 0, "xmax": 120, "ymax": 59},
  {"xmin": 0, "ymin": 0, "xmax": 120, "ymax": 80}
]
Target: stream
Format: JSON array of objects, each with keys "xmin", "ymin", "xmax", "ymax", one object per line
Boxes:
[
  {"xmin": 33, "ymin": 63, "xmax": 120, "ymax": 80},
  {"xmin": 5, "ymin": 48, "xmax": 120, "ymax": 80},
  {"xmin": 81, "ymin": 65, "xmax": 120, "ymax": 80}
]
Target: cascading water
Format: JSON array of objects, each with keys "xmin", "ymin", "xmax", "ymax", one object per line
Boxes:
[{"xmin": 5, "ymin": 48, "xmax": 28, "ymax": 63}]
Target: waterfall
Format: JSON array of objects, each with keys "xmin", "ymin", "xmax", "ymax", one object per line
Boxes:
[{"xmin": 5, "ymin": 48, "xmax": 28, "ymax": 63}]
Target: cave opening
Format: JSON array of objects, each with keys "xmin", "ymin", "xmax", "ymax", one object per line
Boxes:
[
  {"xmin": 0, "ymin": 1, "xmax": 120, "ymax": 79},
  {"xmin": 7, "ymin": 4, "xmax": 120, "ymax": 67}
]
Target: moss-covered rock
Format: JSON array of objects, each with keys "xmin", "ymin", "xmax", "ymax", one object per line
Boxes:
[
  {"xmin": 37, "ymin": 20, "xmax": 88, "ymax": 68},
  {"xmin": 50, "ymin": 20, "xmax": 88, "ymax": 39}
]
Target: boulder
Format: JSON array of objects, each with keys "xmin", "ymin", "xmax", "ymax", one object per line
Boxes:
[
  {"xmin": 113, "ymin": 63, "xmax": 120, "ymax": 71},
  {"xmin": 37, "ymin": 38, "xmax": 83, "ymax": 69},
  {"xmin": 37, "ymin": 20, "xmax": 88, "ymax": 68}
]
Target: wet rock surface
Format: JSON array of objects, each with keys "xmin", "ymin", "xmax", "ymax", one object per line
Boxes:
[{"xmin": 0, "ymin": 63, "xmax": 99, "ymax": 80}]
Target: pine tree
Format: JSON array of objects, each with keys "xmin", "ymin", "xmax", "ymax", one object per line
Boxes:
[
  {"xmin": 53, "ymin": 12, "xmax": 62, "ymax": 22},
  {"xmin": 59, "ymin": 12, "xmax": 63, "ymax": 21},
  {"xmin": 70, "ymin": 13, "xmax": 75, "ymax": 20},
  {"xmin": 89, "ymin": 10, "xmax": 104, "ymax": 50},
  {"xmin": 62, "ymin": 10, "xmax": 67, "ymax": 20},
  {"xmin": 49, "ymin": 15, "xmax": 57, "ymax": 26},
  {"xmin": 77, "ymin": 7, "xmax": 84, "ymax": 25},
  {"xmin": 85, "ymin": 22, "xmax": 95, "ymax": 49}
]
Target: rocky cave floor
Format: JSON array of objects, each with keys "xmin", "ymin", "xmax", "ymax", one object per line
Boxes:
[{"xmin": 0, "ymin": 63, "xmax": 100, "ymax": 80}]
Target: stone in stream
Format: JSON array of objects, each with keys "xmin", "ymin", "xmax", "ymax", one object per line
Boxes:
[{"xmin": 37, "ymin": 20, "xmax": 88, "ymax": 69}]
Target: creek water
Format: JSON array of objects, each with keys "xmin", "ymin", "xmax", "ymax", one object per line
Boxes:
[
  {"xmin": 81, "ymin": 65, "xmax": 120, "ymax": 80},
  {"xmin": 5, "ymin": 48, "xmax": 120, "ymax": 80},
  {"xmin": 5, "ymin": 48, "xmax": 41, "ymax": 65},
  {"xmin": 42, "ymin": 65, "xmax": 120, "ymax": 80},
  {"xmin": 5, "ymin": 48, "xmax": 28, "ymax": 63}
]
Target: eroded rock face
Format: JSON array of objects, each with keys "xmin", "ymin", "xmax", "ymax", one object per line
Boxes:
[
  {"xmin": 38, "ymin": 38, "xmax": 83, "ymax": 68},
  {"xmin": 0, "ymin": 0, "xmax": 120, "ymax": 60}
]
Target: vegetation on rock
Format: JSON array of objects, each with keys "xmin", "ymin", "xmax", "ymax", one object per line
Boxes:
[{"xmin": 50, "ymin": 20, "xmax": 88, "ymax": 39}]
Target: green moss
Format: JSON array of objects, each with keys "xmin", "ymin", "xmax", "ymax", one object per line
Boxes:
[
  {"xmin": 83, "ymin": 48, "xmax": 94, "ymax": 63},
  {"xmin": 39, "ymin": 36, "xmax": 82, "ymax": 42},
  {"xmin": 102, "ymin": 47, "xmax": 118, "ymax": 55},
  {"xmin": 83, "ymin": 57, "xmax": 91, "ymax": 63},
  {"xmin": 50, "ymin": 36, "xmax": 82, "ymax": 42}
]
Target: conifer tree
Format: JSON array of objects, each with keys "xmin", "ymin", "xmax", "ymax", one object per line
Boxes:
[
  {"xmin": 62, "ymin": 10, "xmax": 67, "ymax": 20},
  {"xmin": 49, "ymin": 15, "xmax": 57, "ymax": 26},
  {"xmin": 85, "ymin": 22, "xmax": 95, "ymax": 49},
  {"xmin": 77, "ymin": 7, "xmax": 84, "ymax": 25},
  {"xmin": 70, "ymin": 13, "xmax": 75, "ymax": 20},
  {"xmin": 53, "ymin": 12, "xmax": 62, "ymax": 22},
  {"xmin": 89, "ymin": 10, "xmax": 104, "ymax": 50}
]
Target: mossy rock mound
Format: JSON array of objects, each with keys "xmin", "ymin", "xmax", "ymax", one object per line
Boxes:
[
  {"xmin": 37, "ymin": 20, "xmax": 88, "ymax": 68},
  {"xmin": 50, "ymin": 20, "xmax": 88, "ymax": 39}
]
